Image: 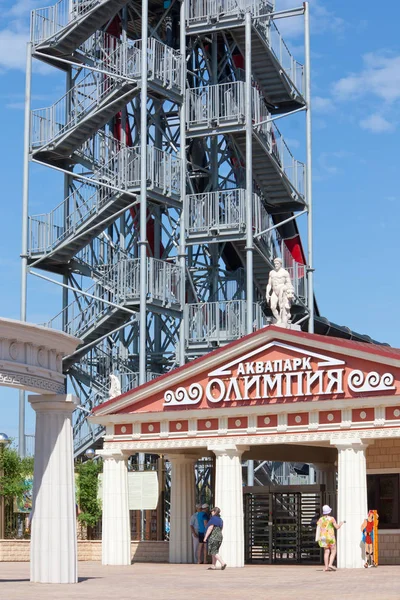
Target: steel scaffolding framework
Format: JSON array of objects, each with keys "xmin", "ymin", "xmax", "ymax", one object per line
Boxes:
[{"xmin": 21, "ymin": 0, "xmax": 314, "ymax": 462}]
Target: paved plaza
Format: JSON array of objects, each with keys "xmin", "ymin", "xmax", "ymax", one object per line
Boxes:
[{"xmin": 1, "ymin": 562, "xmax": 399, "ymax": 600}]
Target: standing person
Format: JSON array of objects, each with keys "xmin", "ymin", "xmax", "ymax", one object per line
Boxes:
[
  {"xmin": 197, "ymin": 503, "xmax": 209, "ymax": 564},
  {"xmin": 203, "ymin": 507, "xmax": 227, "ymax": 570},
  {"xmin": 190, "ymin": 504, "xmax": 202, "ymax": 563},
  {"xmin": 316, "ymin": 504, "xmax": 344, "ymax": 571},
  {"xmin": 361, "ymin": 510, "xmax": 378, "ymax": 568}
]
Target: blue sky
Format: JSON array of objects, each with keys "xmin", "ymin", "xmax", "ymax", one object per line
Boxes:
[{"xmin": 0, "ymin": 0, "xmax": 400, "ymax": 440}]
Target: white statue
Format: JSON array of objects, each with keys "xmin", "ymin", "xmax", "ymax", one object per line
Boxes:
[
  {"xmin": 266, "ymin": 257, "xmax": 294, "ymax": 328},
  {"xmin": 109, "ymin": 373, "xmax": 122, "ymax": 399}
]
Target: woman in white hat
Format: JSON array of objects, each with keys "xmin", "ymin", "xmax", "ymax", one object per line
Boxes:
[{"xmin": 316, "ymin": 505, "xmax": 344, "ymax": 571}]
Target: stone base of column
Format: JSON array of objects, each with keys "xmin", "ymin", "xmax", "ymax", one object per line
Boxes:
[{"xmin": 29, "ymin": 394, "xmax": 78, "ymax": 584}]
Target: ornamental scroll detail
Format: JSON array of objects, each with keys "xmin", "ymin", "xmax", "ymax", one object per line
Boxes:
[
  {"xmin": 164, "ymin": 383, "xmax": 203, "ymax": 407},
  {"xmin": 348, "ymin": 370, "xmax": 396, "ymax": 394}
]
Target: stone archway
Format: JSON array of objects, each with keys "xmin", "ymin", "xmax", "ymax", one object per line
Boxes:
[{"xmin": 0, "ymin": 318, "xmax": 81, "ymax": 583}]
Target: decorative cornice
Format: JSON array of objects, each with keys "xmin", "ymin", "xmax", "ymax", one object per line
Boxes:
[
  {"xmin": 0, "ymin": 320, "xmax": 80, "ymax": 395},
  {"xmin": 1, "ymin": 371, "xmax": 65, "ymax": 394},
  {"xmin": 103, "ymin": 426, "xmax": 400, "ymax": 452},
  {"xmin": 91, "ymin": 394, "xmax": 400, "ymax": 426}
]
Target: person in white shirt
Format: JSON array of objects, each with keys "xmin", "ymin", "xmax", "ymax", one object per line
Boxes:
[{"xmin": 190, "ymin": 503, "xmax": 203, "ymax": 563}]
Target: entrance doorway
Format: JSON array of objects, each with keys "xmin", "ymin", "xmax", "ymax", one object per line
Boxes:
[{"xmin": 244, "ymin": 485, "xmax": 325, "ymax": 564}]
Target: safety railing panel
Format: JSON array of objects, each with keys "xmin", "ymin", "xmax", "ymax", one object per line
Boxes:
[
  {"xmin": 186, "ymin": 0, "xmax": 274, "ymax": 25},
  {"xmin": 77, "ymin": 130, "xmax": 121, "ymax": 168},
  {"xmin": 107, "ymin": 258, "xmax": 182, "ymax": 307},
  {"xmin": 256, "ymin": 19, "xmax": 304, "ymax": 96},
  {"xmin": 113, "ymin": 146, "xmax": 181, "ymax": 197},
  {"xmin": 285, "ymin": 263, "xmax": 307, "ymax": 303},
  {"xmin": 186, "ymin": 300, "xmax": 267, "ymax": 344},
  {"xmin": 31, "ymin": 69, "xmax": 122, "ymax": 148},
  {"xmin": 252, "ymin": 86, "xmax": 305, "ymax": 197},
  {"xmin": 186, "ymin": 81, "xmax": 245, "ymax": 129},
  {"xmin": 186, "ymin": 188, "xmax": 274, "ymax": 247},
  {"xmin": 31, "ymin": 0, "xmax": 102, "ymax": 46},
  {"xmin": 186, "ymin": 189, "xmax": 246, "ymax": 236},
  {"xmin": 29, "ymin": 181, "xmax": 99, "ymax": 253}
]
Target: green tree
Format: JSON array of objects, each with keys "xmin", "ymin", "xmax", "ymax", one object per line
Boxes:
[
  {"xmin": 76, "ymin": 459, "xmax": 103, "ymax": 531},
  {"xmin": 0, "ymin": 445, "xmax": 34, "ymax": 501}
]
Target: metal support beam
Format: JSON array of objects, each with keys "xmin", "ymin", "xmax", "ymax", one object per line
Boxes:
[
  {"xmin": 245, "ymin": 11, "xmax": 253, "ymax": 336},
  {"xmin": 139, "ymin": 0, "xmax": 149, "ymax": 384},
  {"xmin": 245, "ymin": 10, "xmax": 254, "ymax": 488},
  {"xmin": 19, "ymin": 42, "xmax": 32, "ymax": 458},
  {"xmin": 178, "ymin": 0, "xmax": 187, "ymax": 367},
  {"xmin": 304, "ymin": 2, "xmax": 314, "ymax": 333}
]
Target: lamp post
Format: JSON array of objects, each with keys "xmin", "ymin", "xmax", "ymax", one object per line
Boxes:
[
  {"xmin": 0, "ymin": 433, "xmax": 10, "ymax": 539},
  {"xmin": 85, "ymin": 448, "xmax": 95, "ymax": 460}
]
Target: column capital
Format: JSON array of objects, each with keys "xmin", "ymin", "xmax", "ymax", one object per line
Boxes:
[
  {"xmin": 165, "ymin": 453, "xmax": 198, "ymax": 465},
  {"xmin": 96, "ymin": 449, "xmax": 129, "ymax": 462},
  {"xmin": 28, "ymin": 393, "xmax": 78, "ymax": 413},
  {"xmin": 208, "ymin": 443, "xmax": 249, "ymax": 457},
  {"xmin": 331, "ymin": 438, "xmax": 371, "ymax": 451}
]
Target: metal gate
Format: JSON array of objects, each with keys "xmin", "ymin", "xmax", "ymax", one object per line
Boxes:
[{"xmin": 244, "ymin": 485, "xmax": 325, "ymax": 564}]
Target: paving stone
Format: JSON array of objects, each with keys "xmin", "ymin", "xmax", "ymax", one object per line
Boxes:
[{"xmin": 1, "ymin": 562, "xmax": 400, "ymax": 600}]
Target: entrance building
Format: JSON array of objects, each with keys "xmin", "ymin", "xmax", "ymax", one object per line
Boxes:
[{"xmin": 91, "ymin": 326, "xmax": 400, "ymax": 568}]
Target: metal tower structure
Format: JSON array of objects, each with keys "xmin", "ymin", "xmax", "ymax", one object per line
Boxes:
[{"xmin": 22, "ymin": 0, "xmax": 314, "ymax": 460}]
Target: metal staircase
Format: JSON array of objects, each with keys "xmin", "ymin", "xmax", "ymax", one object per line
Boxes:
[
  {"xmin": 185, "ymin": 0, "xmax": 304, "ymax": 113},
  {"xmin": 25, "ymin": 0, "xmax": 315, "ymax": 457},
  {"xmin": 186, "ymin": 82, "xmax": 305, "ymax": 210},
  {"xmin": 31, "ymin": 38, "xmax": 182, "ymax": 163},
  {"xmin": 32, "ymin": 0, "xmax": 130, "ymax": 58},
  {"xmin": 45, "ymin": 257, "xmax": 183, "ymax": 347},
  {"xmin": 28, "ymin": 144, "xmax": 181, "ymax": 270}
]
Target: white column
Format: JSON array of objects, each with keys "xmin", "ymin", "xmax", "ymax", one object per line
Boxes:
[
  {"xmin": 334, "ymin": 439, "xmax": 368, "ymax": 569},
  {"xmin": 209, "ymin": 443, "xmax": 248, "ymax": 568},
  {"xmin": 98, "ymin": 449, "xmax": 131, "ymax": 565},
  {"xmin": 313, "ymin": 462, "xmax": 337, "ymax": 516},
  {"xmin": 168, "ymin": 454, "xmax": 196, "ymax": 563},
  {"xmin": 29, "ymin": 394, "xmax": 78, "ymax": 584}
]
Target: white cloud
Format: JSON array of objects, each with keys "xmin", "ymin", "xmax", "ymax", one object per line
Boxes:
[
  {"xmin": 333, "ymin": 53, "xmax": 400, "ymax": 103},
  {"xmin": 0, "ymin": 27, "xmax": 54, "ymax": 74},
  {"xmin": 313, "ymin": 96, "xmax": 334, "ymax": 113},
  {"xmin": 315, "ymin": 150, "xmax": 352, "ymax": 179},
  {"xmin": 0, "ymin": 29, "xmax": 30, "ymax": 71},
  {"xmin": 0, "ymin": 0, "xmax": 55, "ymax": 74},
  {"xmin": 6, "ymin": 102, "xmax": 26, "ymax": 110},
  {"xmin": 7, "ymin": 0, "xmax": 42, "ymax": 18},
  {"xmin": 359, "ymin": 113, "xmax": 395, "ymax": 134},
  {"xmin": 275, "ymin": 0, "xmax": 345, "ymax": 39}
]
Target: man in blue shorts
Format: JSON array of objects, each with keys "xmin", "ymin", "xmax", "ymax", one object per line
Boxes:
[{"xmin": 197, "ymin": 503, "xmax": 209, "ymax": 564}]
